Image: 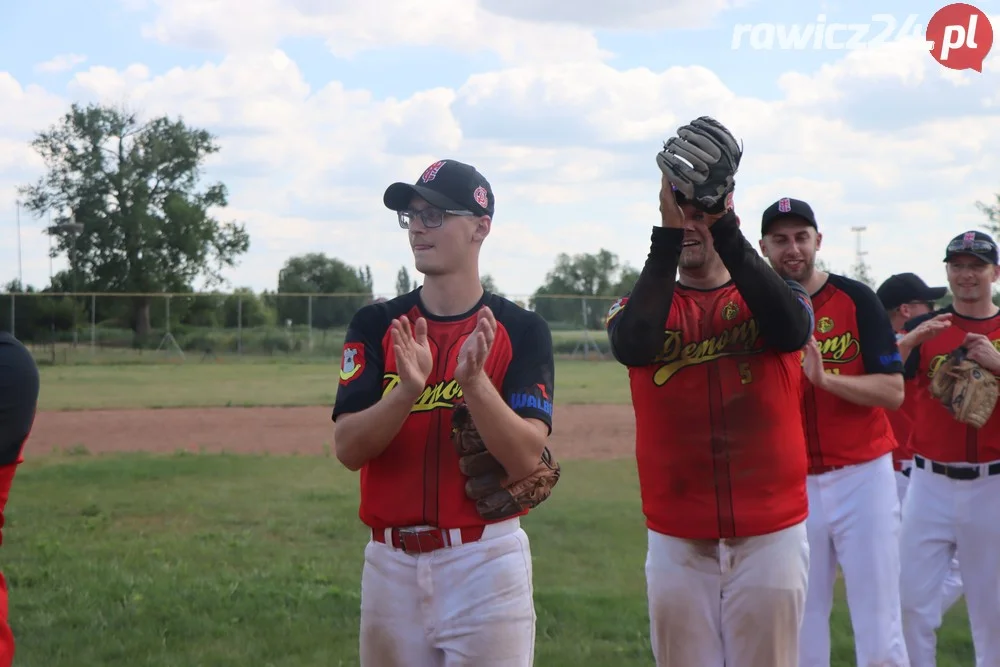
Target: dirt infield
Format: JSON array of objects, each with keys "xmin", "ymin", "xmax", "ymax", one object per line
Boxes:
[{"xmin": 26, "ymin": 404, "xmax": 638, "ymax": 461}]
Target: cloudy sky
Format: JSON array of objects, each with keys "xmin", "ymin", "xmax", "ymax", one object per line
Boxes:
[{"xmin": 2, "ymin": 0, "xmax": 999, "ymax": 299}]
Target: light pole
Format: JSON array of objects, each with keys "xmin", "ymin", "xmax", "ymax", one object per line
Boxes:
[{"xmin": 15, "ymin": 200, "xmax": 22, "ymax": 289}]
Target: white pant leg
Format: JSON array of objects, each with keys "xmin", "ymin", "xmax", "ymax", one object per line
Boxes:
[
  {"xmin": 950, "ymin": 466, "xmax": 1000, "ymax": 666},
  {"xmin": 799, "ymin": 475, "xmax": 839, "ymax": 667},
  {"xmin": 360, "ymin": 540, "xmax": 444, "ymax": 667},
  {"xmin": 720, "ymin": 521, "xmax": 809, "ymax": 667},
  {"xmin": 899, "ymin": 461, "xmax": 965, "ymax": 619},
  {"xmin": 804, "ymin": 454, "xmax": 909, "ymax": 666},
  {"xmin": 646, "ymin": 529, "xmax": 726, "ymax": 667},
  {"xmin": 900, "ymin": 463, "xmax": 961, "ymax": 667},
  {"xmin": 434, "ymin": 527, "xmax": 536, "ymax": 667},
  {"xmin": 360, "ymin": 519, "xmax": 535, "ymax": 667}
]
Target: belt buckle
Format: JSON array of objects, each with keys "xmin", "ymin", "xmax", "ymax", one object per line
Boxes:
[{"xmin": 397, "ymin": 528, "xmax": 444, "ymax": 554}]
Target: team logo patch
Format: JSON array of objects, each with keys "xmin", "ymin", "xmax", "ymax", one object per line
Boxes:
[
  {"xmin": 421, "ymin": 160, "xmax": 446, "ymax": 183},
  {"xmin": 721, "ymin": 300, "xmax": 739, "ymax": 321},
  {"xmin": 963, "ymin": 231, "xmax": 976, "ymax": 248},
  {"xmin": 605, "ymin": 297, "xmax": 627, "ymax": 326},
  {"xmin": 339, "ymin": 343, "xmax": 365, "ymax": 385},
  {"xmin": 816, "ymin": 316, "xmax": 834, "ymax": 334},
  {"xmin": 473, "ymin": 185, "xmax": 488, "ymax": 208},
  {"xmin": 778, "ymin": 197, "xmax": 791, "ymax": 213}
]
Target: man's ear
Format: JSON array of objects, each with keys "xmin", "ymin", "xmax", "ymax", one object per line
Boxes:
[
  {"xmin": 758, "ymin": 238, "xmax": 768, "ymax": 257},
  {"xmin": 473, "ymin": 216, "xmax": 491, "ymax": 243},
  {"xmin": 815, "ymin": 231, "xmax": 823, "ymax": 250}
]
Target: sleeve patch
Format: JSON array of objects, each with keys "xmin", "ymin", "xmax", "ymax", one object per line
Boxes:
[
  {"xmin": 606, "ymin": 297, "xmax": 628, "ymax": 327},
  {"xmin": 339, "ymin": 343, "xmax": 365, "ymax": 385},
  {"xmin": 508, "ymin": 383, "xmax": 554, "ymax": 417}
]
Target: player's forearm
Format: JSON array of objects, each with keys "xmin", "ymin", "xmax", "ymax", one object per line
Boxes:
[
  {"xmin": 608, "ymin": 227, "xmax": 682, "ymax": 366},
  {"xmin": 460, "ymin": 374, "xmax": 548, "ymax": 481},
  {"xmin": 711, "ymin": 214, "xmax": 813, "ymax": 352},
  {"xmin": 816, "ymin": 372, "xmax": 905, "ymax": 409},
  {"xmin": 333, "ymin": 385, "xmax": 421, "ymax": 471}
]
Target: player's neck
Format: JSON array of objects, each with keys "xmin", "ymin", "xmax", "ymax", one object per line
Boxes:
[
  {"xmin": 953, "ymin": 298, "xmax": 1000, "ymax": 319},
  {"xmin": 889, "ymin": 315, "xmax": 907, "ymax": 332},
  {"xmin": 800, "ymin": 269, "xmax": 828, "ymax": 296},
  {"xmin": 678, "ymin": 266, "xmax": 731, "ymax": 290},
  {"xmin": 419, "ymin": 272, "xmax": 486, "ymax": 317}
]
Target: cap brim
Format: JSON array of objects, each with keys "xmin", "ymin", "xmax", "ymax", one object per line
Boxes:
[
  {"xmin": 944, "ymin": 250, "xmax": 997, "ymax": 265},
  {"xmin": 383, "ymin": 183, "xmax": 466, "ymax": 212},
  {"xmin": 923, "ymin": 286, "xmax": 947, "ymax": 301}
]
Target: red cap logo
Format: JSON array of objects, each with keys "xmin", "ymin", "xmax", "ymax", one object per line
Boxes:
[{"xmin": 926, "ymin": 3, "xmax": 993, "ymax": 72}]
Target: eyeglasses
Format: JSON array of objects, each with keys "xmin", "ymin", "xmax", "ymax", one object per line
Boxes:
[
  {"xmin": 397, "ymin": 207, "xmax": 475, "ymax": 230},
  {"xmin": 947, "ymin": 237, "xmax": 997, "ymax": 255}
]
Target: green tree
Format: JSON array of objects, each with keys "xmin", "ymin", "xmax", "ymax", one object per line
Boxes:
[
  {"xmin": 396, "ymin": 266, "xmax": 414, "ymax": 296},
  {"xmin": 481, "ymin": 273, "xmax": 503, "ymax": 297},
  {"xmin": 277, "ymin": 253, "xmax": 372, "ymax": 329},
  {"xmin": 530, "ymin": 249, "xmax": 637, "ymax": 329},
  {"xmin": 16, "ymin": 102, "xmax": 250, "ymax": 341}
]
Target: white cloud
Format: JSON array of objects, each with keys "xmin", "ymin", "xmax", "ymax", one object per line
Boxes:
[
  {"xmin": 137, "ymin": 0, "xmax": 610, "ymax": 64},
  {"xmin": 5, "ymin": 6, "xmax": 1000, "ymax": 300},
  {"xmin": 34, "ymin": 54, "xmax": 87, "ymax": 74}
]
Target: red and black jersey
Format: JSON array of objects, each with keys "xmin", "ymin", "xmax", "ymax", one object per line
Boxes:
[
  {"xmin": 606, "ymin": 217, "xmax": 816, "ymax": 541},
  {"xmin": 903, "ymin": 305, "xmax": 1000, "ymax": 463},
  {"xmin": 332, "ymin": 289, "xmax": 555, "ymax": 532},
  {"xmin": 803, "ymin": 274, "xmax": 903, "ymax": 472},
  {"xmin": 608, "ymin": 283, "xmax": 810, "ymax": 540},
  {"xmin": 0, "ymin": 332, "xmax": 40, "ymax": 667}
]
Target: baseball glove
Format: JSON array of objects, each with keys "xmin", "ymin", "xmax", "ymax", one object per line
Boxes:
[
  {"xmin": 656, "ymin": 116, "xmax": 743, "ymax": 214},
  {"xmin": 451, "ymin": 402, "xmax": 560, "ymax": 521},
  {"xmin": 929, "ymin": 346, "xmax": 999, "ymax": 428}
]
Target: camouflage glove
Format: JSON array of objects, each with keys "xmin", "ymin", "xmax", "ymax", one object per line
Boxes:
[
  {"xmin": 929, "ymin": 347, "xmax": 999, "ymax": 428},
  {"xmin": 451, "ymin": 402, "xmax": 560, "ymax": 521},
  {"xmin": 656, "ymin": 116, "xmax": 742, "ymax": 214}
]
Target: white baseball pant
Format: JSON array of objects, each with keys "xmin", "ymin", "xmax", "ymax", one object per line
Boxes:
[
  {"xmin": 900, "ymin": 457, "xmax": 1000, "ymax": 667},
  {"xmin": 645, "ymin": 521, "xmax": 809, "ymax": 667},
  {"xmin": 895, "ymin": 461, "xmax": 964, "ymax": 616},
  {"xmin": 359, "ymin": 518, "xmax": 535, "ymax": 667},
  {"xmin": 799, "ymin": 452, "xmax": 909, "ymax": 667}
]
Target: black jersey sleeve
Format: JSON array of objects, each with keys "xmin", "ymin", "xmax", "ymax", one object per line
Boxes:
[
  {"xmin": 711, "ymin": 213, "xmax": 814, "ymax": 352},
  {"xmin": 0, "ymin": 333, "xmax": 40, "ymax": 465},
  {"xmin": 501, "ymin": 313, "xmax": 555, "ymax": 434},
  {"xmin": 835, "ymin": 275, "xmax": 904, "ymax": 375},
  {"xmin": 332, "ymin": 305, "xmax": 389, "ymax": 421},
  {"xmin": 606, "ymin": 226, "xmax": 683, "ymax": 367}
]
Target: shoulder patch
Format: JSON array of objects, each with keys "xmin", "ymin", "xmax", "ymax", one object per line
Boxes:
[
  {"xmin": 606, "ymin": 297, "xmax": 628, "ymax": 326},
  {"xmin": 339, "ymin": 343, "xmax": 365, "ymax": 385}
]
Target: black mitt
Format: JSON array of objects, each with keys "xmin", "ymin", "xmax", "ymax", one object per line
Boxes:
[{"xmin": 656, "ymin": 116, "xmax": 743, "ymax": 214}]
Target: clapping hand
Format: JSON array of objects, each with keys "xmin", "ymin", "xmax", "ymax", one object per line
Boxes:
[
  {"xmin": 963, "ymin": 333, "xmax": 1000, "ymax": 373},
  {"xmin": 456, "ymin": 306, "xmax": 497, "ymax": 387},
  {"xmin": 802, "ymin": 337, "xmax": 828, "ymax": 389},
  {"xmin": 390, "ymin": 315, "xmax": 433, "ymax": 396}
]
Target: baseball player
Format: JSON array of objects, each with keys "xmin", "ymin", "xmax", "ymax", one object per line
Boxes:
[
  {"xmin": 896, "ymin": 230, "xmax": 1000, "ymax": 667},
  {"xmin": 331, "ymin": 159, "xmax": 558, "ymax": 667},
  {"xmin": 0, "ymin": 331, "xmax": 41, "ymax": 667},
  {"xmin": 758, "ymin": 198, "xmax": 909, "ymax": 667},
  {"xmin": 607, "ymin": 118, "xmax": 816, "ymax": 667},
  {"xmin": 876, "ymin": 273, "xmax": 965, "ymax": 620}
]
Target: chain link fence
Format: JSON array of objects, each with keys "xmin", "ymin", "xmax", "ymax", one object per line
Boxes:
[{"xmin": 0, "ymin": 291, "xmax": 623, "ymax": 364}]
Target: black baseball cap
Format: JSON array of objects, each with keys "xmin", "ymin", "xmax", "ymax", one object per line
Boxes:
[
  {"xmin": 383, "ymin": 159, "xmax": 495, "ymax": 218},
  {"xmin": 943, "ymin": 230, "xmax": 999, "ymax": 265},
  {"xmin": 876, "ymin": 273, "xmax": 948, "ymax": 311},
  {"xmin": 761, "ymin": 197, "xmax": 818, "ymax": 234}
]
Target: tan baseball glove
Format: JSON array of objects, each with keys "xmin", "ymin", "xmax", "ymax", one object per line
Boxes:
[
  {"xmin": 451, "ymin": 402, "xmax": 560, "ymax": 521},
  {"xmin": 929, "ymin": 347, "xmax": 999, "ymax": 428}
]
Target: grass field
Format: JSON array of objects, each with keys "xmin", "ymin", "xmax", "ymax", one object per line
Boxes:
[
  {"xmin": 36, "ymin": 359, "xmax": 633, "ymax": 411},
  {"xmin": 4, "ymin": 359, "xmax": 977, "ymax": 665}
]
